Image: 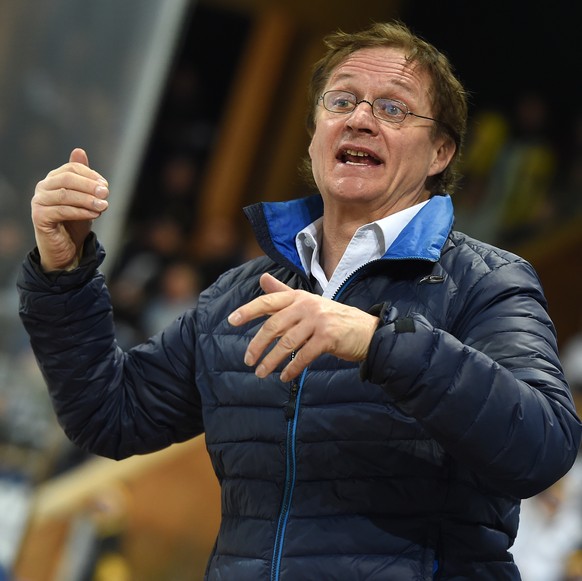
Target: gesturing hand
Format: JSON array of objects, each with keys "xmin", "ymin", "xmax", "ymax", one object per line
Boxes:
[
  {"xmin": 228, "ymin": 273, "xmax": 380, "ymax": 382},
  {"xmin": 31, "ymin": 148, "xmax": 109, "ymax": 271}
]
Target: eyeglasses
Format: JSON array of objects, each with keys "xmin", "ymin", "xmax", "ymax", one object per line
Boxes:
[{"xmin": 319, "ymin": 90, "xmax": 442, "ymax": 126}]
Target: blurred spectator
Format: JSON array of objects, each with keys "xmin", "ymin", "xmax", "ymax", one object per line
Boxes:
[
  {"xmin": 142, "ymin": 259, "xmax": 202, "ymax": 337},
  {"xmin": 158, "ymin": 148, "xmax": 202, "ymax": 231},
  {"xmin": 455, "ymin": 92, "xmax": 561, "ymax": 248},
  {"xmin": 490, "ymin": 91, "xmax": 558, "ymax": 247},
  {"xmin": 191, "ymin": 215, "xmax": 244, "ymax": 290},
  {"xmin": 127, "ymin": 63, "xmax": 216, "ymax": 232},
  {"xmin": 512, "ymin": 456, "xmax": 582, "ymax": 581},
  {"xmin": 109, "ymin": 216, "xmax": 187, "ymax": 347},
  {"xmin": 455, "ymin": 108, "xmax": 510, "ymax": 242},
  {"xmin": 562, "ymin": 329, "xmax": 582, "ymax": 395},
  {"xmin": 565, "ymin": 548, "xmax": 582, "ymax": 580},
  {"xmin": 0, "ymin": 218, "xmax": 29, "ymax": 357},
  {"xmin": 0, "ymin": 218, "xmax": 26, "ymax": 284},
  {"xmin": 129, "ymin": 145, "xmax": 203, "ymax": 233},
  {"xmin": 555, "ymin": 110, "xmax": 582, "ymax": 219},
  {"xmin": 512, "ymin": 344, "xmax": 582, "ymax": 581},
  {"xmin": 157, "ymin": 64, "xmax": 215, "ymax": 155}
]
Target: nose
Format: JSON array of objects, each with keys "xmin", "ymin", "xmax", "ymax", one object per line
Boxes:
[{"xmin": 346, "ymin": 99, "xmax": 379, "ymax": 133}]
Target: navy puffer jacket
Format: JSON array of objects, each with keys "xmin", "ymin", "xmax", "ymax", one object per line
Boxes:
[{"xmin": 18, "ymin": 194, "xmax": 581, "ymax": 580}]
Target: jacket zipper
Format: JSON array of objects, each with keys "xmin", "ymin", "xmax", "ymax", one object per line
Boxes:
[
  {"xmin": 285, "ymin": 380, "xmax": 300, "ymax": 420},
  {"xmin": 269, "ymin": 257, "xmax": 433, "ymax": 579},
  {"xmin": 271, "ymin": 369, "xmax": 306, "ymax": 581},
  {"xmin": 270, "ymin": 269, "xmax": 367, "ymax": 581},
  {"xmin": 331, "ymin": 254, "xmax": 434, "ymax": 300},
  {"xmin": 331, "ymin": 264, "xmax": 368, "ymax": 300}
]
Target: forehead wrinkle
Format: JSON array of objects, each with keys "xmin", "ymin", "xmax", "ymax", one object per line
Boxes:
[{"xmin": 327, "ymin": 51, "xmax": 427, "ymax": 102}]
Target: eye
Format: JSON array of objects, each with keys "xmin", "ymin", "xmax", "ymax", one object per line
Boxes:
[
  {"xmin": 325, "ymin": 91, "xmax": 356, "ymax": 112},
  {"xmin": 375, "ymin": 99, "xmax": 406, "ymax": 120}
]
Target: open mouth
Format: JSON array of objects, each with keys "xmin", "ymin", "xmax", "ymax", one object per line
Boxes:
[{"xmin": 338, "ymin": 148, "xmax": 382, "ymax": 166}]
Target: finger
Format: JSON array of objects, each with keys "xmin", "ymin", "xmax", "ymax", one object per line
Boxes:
[
  {"xmin": 243, "ymin": 305, "xmax": 302, "ymax": 365},
  {"xmin": 42, "ymin": 171, "xmax": 108, "ymax": 196},
  {"xmin": 45, "ymin": 151, "xmax": 107, "ymax": 186},
  {"xmin": 228, "ymin": 290, "xmax": 294, "ymax": 326},
  {"xmin": 34, "ymin": 185, "xmax": 109, "ymax": 215},
  {"xmin": 255, "ymin": 328, "xmax": 313, "ymax": 379},
  {"xmin": 247, "ymin": 313, "xmax": 309, "ymax": 374},
  {"xmin": 280, "ymin": 334, "xmax": 333, "ymax": 382},
  {"xmin": 33, "ymin": 203, "xmax": 103, "ymax": 225},
  {"xmin": 259, "ymin": 273, "xmax": 292, "ymax": 294},
  {"xmin": 68, "ymin": 148, "xmax": 108, "ymax": 188},
  {"xmin": 32, "ymin": 186, "xmax": 108, "ymax": 228},
  {"xmin": 70, "ymin": 147, "xmax": 89, "ymax": 166}
]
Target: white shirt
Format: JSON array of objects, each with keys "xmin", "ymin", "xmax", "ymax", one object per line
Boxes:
[{"xmin": 295, "ymin": 200, "xmax": 429, "ymax": 298}]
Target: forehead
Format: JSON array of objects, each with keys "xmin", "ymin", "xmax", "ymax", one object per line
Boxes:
[{"xmin": 326, "ymin": 46, "xmax": 431, "ymax": 101}]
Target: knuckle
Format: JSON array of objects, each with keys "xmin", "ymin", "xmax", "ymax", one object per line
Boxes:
[
  {"xmin": 262, "ymin": 317, "xmax": 280, "ymax": 335},
  {"xmin": 278, "ymin": 334, "xmax": 295, "ymax": 351},
  {"xmin": 326, "ymin": 339, "xmax": 339, "ymax": 354},
  {"xmin": 67, "ymin": 162, "xmax": 82, "ymax": 175},
  {"xmin": 56, "ymin": 205, "xmax": 68, "ymax": 219},
  {"xmin": 261, "ymin": 294, "xmax": 277, "ymax": 310},
  {"xmin": 295, "ymin": 290, "xmax": 312, "ymax": 305}
]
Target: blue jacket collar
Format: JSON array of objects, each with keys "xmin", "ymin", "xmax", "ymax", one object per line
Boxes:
[{"xmin": 244, "ymin": 193, "xmax": 454, "ymax": 272}]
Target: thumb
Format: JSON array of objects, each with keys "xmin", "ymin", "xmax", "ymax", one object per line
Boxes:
[
  {"xmin": 259, "ymin": 273, "xmax": 292, "ymax": 294},
  {"xmin": 69, "ymin": 147, "xmax": 89, "ymax": 166}
]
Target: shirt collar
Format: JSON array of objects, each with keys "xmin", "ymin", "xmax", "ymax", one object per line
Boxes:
[{"xmin": 295, "ymin": 199, "xmax": 429, "ymax": 296}]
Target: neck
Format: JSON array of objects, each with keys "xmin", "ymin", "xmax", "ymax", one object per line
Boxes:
[
  {"xmin": 318, "ymin": 189, "xmax": 431, "ymax": 277},
  {"xmin": 319, "ymin": 221, "xmax": 354, "ymax": 279},
  {"xmin": 319, "ymin": 206, "xmax": 383, "ymax": 278}
]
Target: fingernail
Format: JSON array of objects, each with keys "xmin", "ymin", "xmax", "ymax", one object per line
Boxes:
[
  {"xmin": 228, "ymin": 312, "xmax": 241, "ymax": 325},
  {"xmin": 98, "ymin": 177, "xmax": 109, "ymax": 186},
  {"xmin": 244, "ymin": 352, "xmax": 253, "ymax": 366},
  {"xmin": 255, "ymin": 364, "xmax": 266, "ymax": 378},
  {"xmin": 95, "ymin": 185, "xmax": 109, "ymax": 198},
  {"xmin": 94, "ymin": 199, "xmax": 108, "ymax": 210}
]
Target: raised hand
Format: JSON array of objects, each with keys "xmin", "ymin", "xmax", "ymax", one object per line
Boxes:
[
  {"xmin": 228, "ymin": 273, "xmax": 380, "ymax": 381},
  {"xmin": 31, "ymin": 148, "xmax": 109, "ymax": 271}
]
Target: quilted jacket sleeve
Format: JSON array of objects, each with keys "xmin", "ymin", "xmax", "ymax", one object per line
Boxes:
[
  {"xmin": 362, "ymin": 257, "xmax": 582, "ymax": 499},
  {"xmin": 17, "ymin": 236, "xmax": 204, "ymax": 460}
]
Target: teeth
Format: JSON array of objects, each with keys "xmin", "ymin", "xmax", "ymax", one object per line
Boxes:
[{"xmin": 345, "ymin": 149, "xmax": 369, "ymax": 157}]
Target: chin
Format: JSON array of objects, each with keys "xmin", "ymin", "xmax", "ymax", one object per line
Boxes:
[{"xmin": 322, "ymin": 178, "xmax": 387, "ymax": 204}]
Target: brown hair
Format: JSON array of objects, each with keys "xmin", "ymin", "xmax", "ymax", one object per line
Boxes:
[{"xmin": 303, "ymin": 21, "xmax": 468, "ymax": 195}]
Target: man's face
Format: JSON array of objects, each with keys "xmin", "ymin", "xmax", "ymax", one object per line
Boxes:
[{"xmin": 308, "ymin": 46, "xmax": 454, "ymax": 215}]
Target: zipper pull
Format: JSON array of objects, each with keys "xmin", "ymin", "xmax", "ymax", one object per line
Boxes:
[
  {"xmin": 418, "ymin": 274, "xmax": 445, "ymax": 284},
  {"xmin": 285, "ymin": 381, "xmax": 300, "ymax": 420}
]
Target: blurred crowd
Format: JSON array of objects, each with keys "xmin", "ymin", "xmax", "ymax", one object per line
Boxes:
[
  {"xmin": 0, "ymin": 1, "xmax": 251, "ymax": 475},
  {"xmin": 455, "ymin": 91, "xmax": 582, "ymax": 248}
]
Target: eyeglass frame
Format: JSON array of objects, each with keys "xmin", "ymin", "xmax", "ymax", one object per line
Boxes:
[{"xmin": 318, "ymin": 89, "xmax": 444, "ymax": 128}]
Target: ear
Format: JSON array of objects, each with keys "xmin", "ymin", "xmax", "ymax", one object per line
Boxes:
[{"xmin": 428, "ymin": 137, "xmax": 456, "ymax": 177}]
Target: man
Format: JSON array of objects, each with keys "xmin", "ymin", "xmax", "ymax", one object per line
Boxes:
[{"xmin": 18, "ymin": 22, "xmax": 581, "ymax": 580}]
